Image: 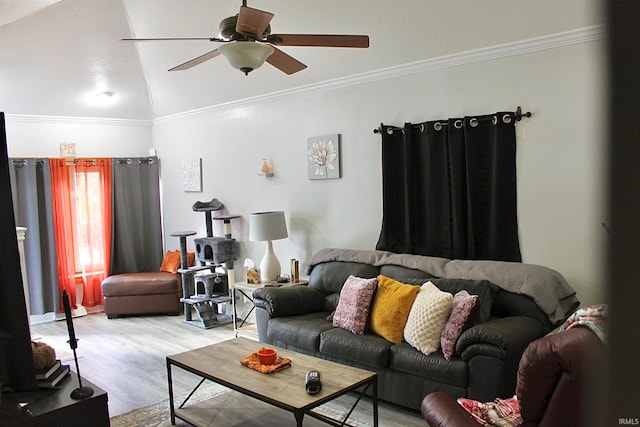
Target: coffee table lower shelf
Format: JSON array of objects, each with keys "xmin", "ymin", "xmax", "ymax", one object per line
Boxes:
[{"xmin": 173, "ymin": 387, "xmax": 373, "ymax": 427}]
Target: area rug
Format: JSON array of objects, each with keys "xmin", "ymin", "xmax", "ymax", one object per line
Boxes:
[{"xmin": 110, "ymin": 382, "xmax": 372, "ymax": 427}]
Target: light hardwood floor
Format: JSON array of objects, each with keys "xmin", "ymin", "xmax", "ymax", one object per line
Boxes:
[{"xmin": 31, "ymin": 311, "xmax": 425, "ymax": 426}]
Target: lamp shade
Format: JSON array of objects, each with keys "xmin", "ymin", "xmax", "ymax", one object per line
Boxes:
[
  {"xmin": 249, "ymin": 211, "xmax": 288, "ymax": 241},
  {"xmin": 218, "ymin": 41, "xmax": 274, "ymax": 75}
]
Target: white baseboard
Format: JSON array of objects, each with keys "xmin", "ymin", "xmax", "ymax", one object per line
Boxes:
[{"xmin": 29, "ymin": 306, "xmax": 88, "ymax": 325}]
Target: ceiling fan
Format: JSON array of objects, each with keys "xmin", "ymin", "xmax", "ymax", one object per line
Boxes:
[{"xmin": 122, "ymin": 1, "xmax": 370, "ymax": 76}]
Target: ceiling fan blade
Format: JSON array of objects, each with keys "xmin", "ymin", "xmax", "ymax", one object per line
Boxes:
[
  {"xmin": 236, "ymin": 6, "xmax": 274, "ymax": 37},
  {"xmin": 268, "ymin": 34, "xmax": 369, "ymax": 48},
  {"xmin": 266, "ymin": 47, "xmax": 307, "ymax": 75},
  {"xmin": 168, "ymin": 49, "xmax": 221, "ymax": 71},
  {"xmin": 122, "ymin": 37, "xmax": 213, "ymax": 42}
]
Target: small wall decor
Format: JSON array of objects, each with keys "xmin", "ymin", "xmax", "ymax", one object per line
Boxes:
[
  {"xmin": 60, "ymin": 141, "xmax": 77, "ymax": 158},
  {"xmin": 183, "ymin": 158, "xmax": 203, "ymax": 192},
  {"xmin": 259, "ymin": 158, "xmax": 274, "ymax": 178},
  {"xmin": 307, "ymin": 134, "xmax": 341, "ymax": 180}
]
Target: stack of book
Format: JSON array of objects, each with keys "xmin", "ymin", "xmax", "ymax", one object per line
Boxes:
[{"xmin": 35, "ymin": 359, "xmax": 70, "ymax": 388}]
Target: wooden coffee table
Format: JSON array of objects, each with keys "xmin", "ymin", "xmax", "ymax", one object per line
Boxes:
[{"xmin": 167, "ymin": 337, "xmax": 378, "ymax": 426}]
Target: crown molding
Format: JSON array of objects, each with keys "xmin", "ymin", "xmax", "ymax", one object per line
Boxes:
[
  {"xmin": 154, "ymin": 25, "xmax": 605, "ymax": 126},
  {"xmin": 4, "ymin": 114, "xmax": 152, "ymax": 127},
  {"xmin": 6, "ymin": 26, "xmax": 604, "ymax": 127}
]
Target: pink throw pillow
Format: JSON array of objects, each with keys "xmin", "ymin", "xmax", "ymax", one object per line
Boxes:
[
  {"xmin": 440, "ymin": 290, "xmax": 480, "ymax": 360},
  {"xmin": 332, "ymin": 276, "xmax": 378, "ymax": 335}
]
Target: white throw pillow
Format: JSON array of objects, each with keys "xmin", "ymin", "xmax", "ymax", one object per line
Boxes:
[{"xmin": 404, "ymin": 281, "xmax": 453, "ymax": 355}]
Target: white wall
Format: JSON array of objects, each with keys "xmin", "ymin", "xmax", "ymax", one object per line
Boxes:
[
  {"xmin": 5, "ymin": 116, "xmax": 153, "ymax": 158},
  {"xmin": 4, "ymin": 35, "xmax": 606, "ymax": 307},
  {"xmin": 153, "ymin": 36, "xmax": 607, "ymax": 306}
]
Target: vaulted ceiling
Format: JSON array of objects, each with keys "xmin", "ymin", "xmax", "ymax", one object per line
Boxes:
[{"xmin": 0, "ymin": 0, "xmax": 602, "ymax": 120}]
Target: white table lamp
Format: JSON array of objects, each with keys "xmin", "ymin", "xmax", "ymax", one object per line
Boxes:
[{"xmin": 249, "ymin": 211, "xmax": 288, "ymax": 282}]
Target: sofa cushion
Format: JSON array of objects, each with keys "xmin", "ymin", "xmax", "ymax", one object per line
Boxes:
[
  {"xmin": 308, "ymin": 261, "xmax": 380, "ymax": 295},
  {"xmin": 332, "ymin": 276, "xmax": 378, "ymax": 335},
  {"xmin": 267, "ymin": 312, "xmax": 334, "ymax": 353},
  {"xmin": 101, "ymin": 272, "xmax": 180, "ymax": 296},
  {"xmin": 159, "ymin": 250, "xmax": 196, "ymax": 274},
  {"xmin": 429, "ymin": 278, "xmax": 499, "ymax": 323},
  {"xmin": 160, "ymin": 251, "xmax": 181, "ymax": 273},
  {"xmin": 320, "ymin": 328, "xmax": 393, "ymax": 369},
  {"xmin": 390, "ymin": 343, "xmax": 468, "ymax": 387},
  {"xmin": 404, "ymin": 282, "xmax": 453, "ymax": 356},
  {"xmin": 441, "ymin": 291, "xmax": 480, "ymax": 360},
  {"xmin": 370, "ymin": 276, "xmax": 420, "ymax": 344},
  {"xmin": 324, "ymin": 293, "xmax": 340, "ymax": 314},
  {"xmin": 492, "ymin": 291, "xmax": 552, "ymax": 330},
  {"xmin": 379, "ymin": 265, "xmax": 436, "ymax": 281}
]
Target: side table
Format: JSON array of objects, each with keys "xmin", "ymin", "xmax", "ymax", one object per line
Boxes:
[{"xmin": 232, "ymin": 280, "xmax": 308, "ymax": 338}]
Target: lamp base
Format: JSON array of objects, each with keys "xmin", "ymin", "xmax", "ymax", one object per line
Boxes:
[
  {"xmin": 260, "ymin": 240, "xmax": 281, "ymax": 282},
  {"xmin": 71, "ymin": 386, "xmax": 94, "ymax": 400}
]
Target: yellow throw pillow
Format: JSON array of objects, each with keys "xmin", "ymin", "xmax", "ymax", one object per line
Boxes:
[{"xmin": 370, "ymin": 275, "xmax": 420, "ymax": 344}]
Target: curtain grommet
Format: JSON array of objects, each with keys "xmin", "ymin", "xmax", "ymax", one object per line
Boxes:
[
  {"xmin": 434, "ymin": 122, "xmax": 442, "ymax": 131},
  {"xmin": 469, "ymin": 118, "xmax": 478, "ymax": 128},
  {"xmin": 492, "ymin": 116, "xmax": 498, "ymax": 125},
  {"xmin": 454, "ymin": 120, "xmax": 463, "ymax": 129},
  {"xmin": 503, "ymin": 114, "xmax": 512, "ymax": 124},
  {"xmin": 386, "ymin": 128, "xmax": 394, "ymax": 135}
]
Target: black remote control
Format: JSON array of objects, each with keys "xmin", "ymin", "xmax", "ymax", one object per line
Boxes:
[{"xmin": 305, "ymin": 370, "xmax": 322, "ymax": 394}]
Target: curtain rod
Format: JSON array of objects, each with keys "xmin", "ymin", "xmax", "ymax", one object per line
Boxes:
[
  {"xmin": 373, "ymin": 106, "xmax": 532, "ymax": 134},
  {"xmin": 116, "ymin": 157, "xmax": 155, "ymax": 165}
]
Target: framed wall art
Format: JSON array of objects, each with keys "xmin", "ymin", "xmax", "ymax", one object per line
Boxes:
[
  {"xmin": 307, "ymin": 134, "xmax": 341, "ymax": 180},
  {"xmin": 183, "ymin": 158, "xmax": 202, "ymax": 192}
]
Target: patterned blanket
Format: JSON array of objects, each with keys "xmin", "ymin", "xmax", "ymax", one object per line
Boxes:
[
  {"xmin": 558, "ymin": 304, "xmax": 608, "ymax": 344},
  {"xmin": 457, "ymin": 395, "xmax": 521, "ymax": 427}
]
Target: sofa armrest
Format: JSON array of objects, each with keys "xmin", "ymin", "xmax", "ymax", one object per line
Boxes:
[
  {"xmin": 456, "ymin": 316, "xmax": 547, "ymax": 362},
  {"xmin": 421, "ymin": 392, "xmax": 482, "ymax": 427},
  {"xmin": 253, "ymin": 285, "xmax": 326, "ymax": 317}
]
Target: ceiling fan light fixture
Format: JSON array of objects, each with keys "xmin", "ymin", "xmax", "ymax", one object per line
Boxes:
[{"xmin": 218, "ymin": 41, "xmax": 274, "ymax": 75}]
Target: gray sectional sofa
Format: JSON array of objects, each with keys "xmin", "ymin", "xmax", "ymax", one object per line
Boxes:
[{"xmin": 253, "ymin": 248, "xmax": 579, "ymax": 411}]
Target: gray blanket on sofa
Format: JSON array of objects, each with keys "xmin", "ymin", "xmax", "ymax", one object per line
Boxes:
[{"xmin": 305, "ymin": 248, "xmax": 579, "ymax": 325}]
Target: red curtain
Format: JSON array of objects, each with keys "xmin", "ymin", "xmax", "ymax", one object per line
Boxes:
[{"xmin": 50, "ymin": 158, "xmax": 112, "ymax": 309}]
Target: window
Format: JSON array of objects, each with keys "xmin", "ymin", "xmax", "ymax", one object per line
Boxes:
[{"xmin": 50, "ymin": 159, "xmax": 112, "ymax": 308}]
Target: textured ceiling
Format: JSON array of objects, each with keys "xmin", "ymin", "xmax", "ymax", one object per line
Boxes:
[{"xmin": 0, "ymin": 0, "xmax": 602, "ymax": 120}]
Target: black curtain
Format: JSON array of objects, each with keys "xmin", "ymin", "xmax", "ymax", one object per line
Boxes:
[
  {"xmin": 110, "ymin": 157, "xmax": 163, "ymax": 274},
  {"xmin": 376, "ymin": 112, "xmax": 521, "ymax": 262}
]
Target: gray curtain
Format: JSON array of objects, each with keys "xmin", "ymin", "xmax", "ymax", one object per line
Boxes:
[
  {"xmin": 110, "ymin": 157, "xmax": 163, "ymax": 274},
  {"xmin": 9, "ymin": 158, "xmax": 60, "ymax": 314}
]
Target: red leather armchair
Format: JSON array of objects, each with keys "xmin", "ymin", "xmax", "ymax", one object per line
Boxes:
[{"xmin": 421, "ymin": 326, "xmax": 606, "ymax": 427}]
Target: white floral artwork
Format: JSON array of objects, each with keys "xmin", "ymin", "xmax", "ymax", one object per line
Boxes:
[
  {"xmin": 307, "ymin": 134, "xmax": 341, "ymax": 180},
  {"xmin": 183, "ymin": 158, "xmax": 202, "ymax": 192}
]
